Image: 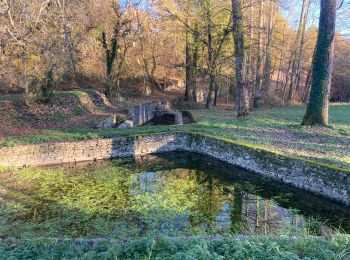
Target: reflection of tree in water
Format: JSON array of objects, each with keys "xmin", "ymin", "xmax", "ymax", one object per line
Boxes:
[
  {"xmin": 238, "ymin": 190, "xmax": 287, "ymax": 235},
  {"xmin": 147, "ymin": 155, "xmax": 315, "ymax": 235},
  {"xmin": 1, "ymin": 155, "xmax": 347, "ymax": 238},
  {"xmin": 187, "ymin": 170, "xmax": 226, "ymax": 234},
  {"xmin": 132, "ymin": 168, "xmax": 227, "ymax": 236},
  {"xmin": 229, "ymin": 188, "xmax": 243, "ymax": 234},
  {"xmin": 133, "ymin": 168, "xmax": 305, "ymax": 236},
  {"xmin": 129, "ymin": 167, "xmax": 334, "ymax": 236}
]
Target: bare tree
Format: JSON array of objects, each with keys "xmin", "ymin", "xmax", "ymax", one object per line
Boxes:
[
  {"xmin": 287, "ymin": 0, "xmax": 310, "ymax": 104},
  {"xmin": 57, "ymin": 0, "xmax": 78, "ymax": 83},
  {"xmin": 1, "ymin": 0, "xmax": 50, "ymax": 97}
]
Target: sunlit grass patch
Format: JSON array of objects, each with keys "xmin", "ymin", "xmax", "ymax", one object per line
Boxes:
[{"xmin": 1, "ymin": 103, "xmax": 350, "ymax": 169}]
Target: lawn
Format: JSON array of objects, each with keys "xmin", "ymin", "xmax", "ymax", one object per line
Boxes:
[{"xmin": 1, "ymin": 103, "xmax": 350, "ymax": 170}]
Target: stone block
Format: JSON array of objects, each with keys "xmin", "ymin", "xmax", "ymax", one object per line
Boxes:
[
  {"xmin": 94, "ymin": 114, "xmax": 117, "ymax": 129},
  {"xmin": 118, "ymin": 120, "xmax": 134, "ymax": 129},
  {"xmin": 133, "ymin": 102, "xmax": 157, "ymax": 126}
]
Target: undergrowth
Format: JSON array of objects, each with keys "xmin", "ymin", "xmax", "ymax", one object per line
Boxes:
[{"xmin": 0, "ymin": 236, "xmax": 349, "ymax": 259}]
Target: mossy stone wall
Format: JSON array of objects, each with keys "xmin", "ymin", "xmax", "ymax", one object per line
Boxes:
[{"xmin": 0, "ymin": 133, "xmax": 349, "ymax": 205}]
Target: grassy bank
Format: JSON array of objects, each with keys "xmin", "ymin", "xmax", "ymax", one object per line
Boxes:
[
  {"xmin": 2, "ymin": 104, "xmax": 350, "ymax": 170},
  {"xmin": 1, "ymin": 236, "xmax": 349, "ymax": 259}
]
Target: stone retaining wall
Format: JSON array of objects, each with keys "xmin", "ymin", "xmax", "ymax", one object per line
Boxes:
[
  {"xmin": 133, "ymin": 102, "xmax": 157, "ymax": 126},
  {"xmin": 0, "ymin": 133, "xmax": 349, "ymax": 206}
]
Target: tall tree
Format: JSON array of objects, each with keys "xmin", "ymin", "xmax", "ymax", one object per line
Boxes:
[
  {"xmin": 246, "ymin": 0, "xmax": 254, "ymax": 97},
  {"xmin": 275, "ymin": 24, "xmax": 287, "ymax": 97},
  {"xmin": 100, "ymin": 1, "xmax": 132, "ymax": 99},
  {"xmin": 183, "ymin": 1, "xmax": 199, "ymax": 102},
  {"xmin": 287, "ymin": 0, "xmax": 310, "ymax": 104},
  {"xmin": 191, "ymin": 24, "xmax": 200, "ymax": 102},
  {"xmin": 184, "ymin": 23, "xmax": 201, "ymax": 102},
  {"xmin": 190, "ymin": 0, "xmax": 231, "ymax": 109},
  {"xmin": 232, "ymin": 0, "xmax": 249, "ymax": 117},
  {"xmin": 1, "ymin": 0, "xmax": 50, "ymax": 97},
  {"xmin": 253, "ymin": 0, "xmax": 264, "ymax": 108},
  {"xmin": 57, "ymin": 0, "xmax": 78, "ymax": 84},
  {"xmin": 185, "ymin": 28, "xmax": 193, "ymax": 101},
  {"xmin": 261, "ymin": 1, "xmax": 276, "ymax": 98},
  {"xmin": 302, "ymin": 0, "xmax": 337, "ymax": 126},
  {"xmin": 204, "ymin": 0, "xmax": 215, "ymax": 108}
]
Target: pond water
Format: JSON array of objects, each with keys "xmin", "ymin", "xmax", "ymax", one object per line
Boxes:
[{"xmin": 0, "ymin": 152, "xmax": 349, "ymax": 239}]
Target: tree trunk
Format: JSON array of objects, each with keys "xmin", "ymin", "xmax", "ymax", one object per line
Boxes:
[
  {"xmin": 294, "ymin": 0, "xmax": 310, "ymax": 99},
  {"xmin": 206, "ymin": 73, "xmax": 216, "ymax": 109},
  {"xmin": 185, "ymin": 30, "xmax": 193, "ymax": 101},
  {"xmin": 192, "ymin": 25, "xmax": 200, "ymax": 102},
  {"xmin": 21, "ymin": 54, "xmax": 28, "ymax": 97},
  {"xmin": 262, "ymin": 1, "xmax": 275, "ymax": 100},
  {"xmin": 246, "ymin": 0, "xmax": 254, "ymax": 90},
  {"xmin": 59, "ymin": 0, "xmax": 77, "ymax": 84},
  {"xmin": 232, "ymin": 0, "xmax": 249, "ymax": 117},
  {"xmin": 282, "ymin": 57, "xmax": 293, "ymax": 104},
  {"xmin": 275, "ymin": 25, "xmax": 286, "ymax": 97},
  {"xmin": 302, "ymin": 0, "xmax": 336, "ymax": 126},
  {"xmin": 253, "ymin": 0, "xmax": 264, "ymax": 109},
  {"xmin": 302, "ymin": 66, "xmax": 312, "ymax": 103},
  {"xmin": 287, "ymin": 0, "xmax": 310, "ymax": 104},
  {"xmin": 205, "ymin": 1, "xmax": 215, "ymax": 109},
  {"xmin": 101, "ymin": 24, "xmax": 118, "ymax": 99},
  {"xmin": 214, "ymin": 82, "xmax": 219, "ymax": 106},
  {"xmin": 63, "ymin": 23, "xmax": 77, "ymax": 83}
]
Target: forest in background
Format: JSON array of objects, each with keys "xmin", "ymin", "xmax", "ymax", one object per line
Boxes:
[
  {"xmin": 0, "ymin": 0, "xmax": 349, "ymax": 108},
  {"xmin": 2, "ymin": 1, "xmax": 350, "ymax": 257}
]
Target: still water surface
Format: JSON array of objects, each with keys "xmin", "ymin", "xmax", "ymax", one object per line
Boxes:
[{"xmin": 0, "ymin": 152, "xmax": 349, "ymax": 238}]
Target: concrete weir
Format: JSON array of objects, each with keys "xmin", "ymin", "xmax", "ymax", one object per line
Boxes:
[{"xmin": 0, "ymin": 133, "xmax": 349, "ymax": 206}]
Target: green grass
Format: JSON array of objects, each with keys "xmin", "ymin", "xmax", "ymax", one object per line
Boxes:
[
  {"xmin": 71, "ymin": 106, "xmax": 86, "ymax": 116},
  {"xmin": 0, "ymin": 94, "xmax": 22, "ymax": 102},
  {"xmin": 1, "ymin": 103, "xmax": 350, "ymax": 170},
  {"xmin": 0, "ymin": 236, "xmax": 349, "ymax": 259},
  {"xmin": 54, "ymin": 89, "xmax": 111, "ymax": 111},
  {"xmin": 53, "ymin": 89, "xmax": 96, "ymax": 98}
]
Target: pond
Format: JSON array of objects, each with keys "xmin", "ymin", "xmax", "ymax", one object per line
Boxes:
[{"xmin": 0, "ymin": 152, "xmax": 349, "ymax": 239}]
